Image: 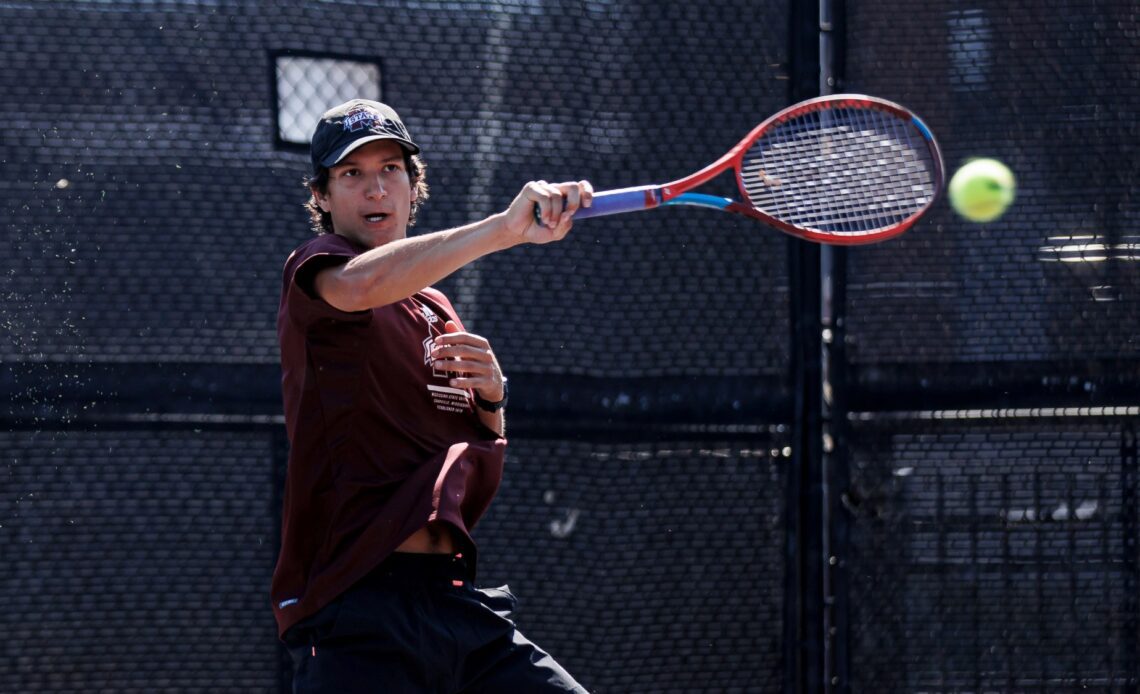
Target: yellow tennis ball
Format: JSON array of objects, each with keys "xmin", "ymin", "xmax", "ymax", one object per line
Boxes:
[{"xmin": 948, "ymin": 158, "xmax": 1016, "ymax": 222}]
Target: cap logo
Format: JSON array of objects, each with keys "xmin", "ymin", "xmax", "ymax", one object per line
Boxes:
[
  {"xmin": 342, "ymin": 107, "xmax": 410, "ymax": 140},
  {"xmin": 343, "ymin": 107, "xmax": 379, "ymax": 132}
]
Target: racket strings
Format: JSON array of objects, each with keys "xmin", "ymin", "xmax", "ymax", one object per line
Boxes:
[
  {"xmin": 748, "ymin": 120, "xmax": 933, "ymax": 231},
  {"xmin": 751, "ymin": 119, "xmax": 930, "ymax": 230},
  {"xmin": 749, "ymin": 112, "xmax": 933, "ymax": 228},
  {"xmin": 741, "ymin": 107, "xmax": 939, "ymax": 235}
]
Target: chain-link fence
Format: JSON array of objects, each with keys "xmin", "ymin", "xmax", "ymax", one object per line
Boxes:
[
  {"xmin": 1, "ymin": 0, "xmax": 1136, "ymax": 692},
  {"xmin": 839, "ymin": 0, "xmax": 1139, "ymax": 690},
  {"xmin": 1, "ymin": 1, "xmax": 790, "ymax": 692}
]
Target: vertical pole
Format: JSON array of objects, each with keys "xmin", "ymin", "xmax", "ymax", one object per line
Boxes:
[
  {"xmin": 820, "ymin": 0, "xmax": 849, "ymax": 692},
  {"xmin": 1122, "ymin": 424, "xmax": 1138, "ymax": 693},
  {"xmin": 786, "ymin": 138, "xmax": 825, "ymax": 688},
  {"xmin": 786, "ymin": 2, "xmax": 824, "ymax": 693},
  {"xmin": 787, "ymin": 229, "xmax": 824, "ymax": 694},
  {"xmin": 822, "ymin": 232, "xmax": 851, "ymax": 693},
  {"xmin": 272, "ymin": 426, "xmax": 292, "ymax": 694}
]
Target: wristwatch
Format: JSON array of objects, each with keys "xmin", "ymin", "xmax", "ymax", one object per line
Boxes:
[{"xmin": 473, "ymin": 378, "xmax": 508, "ymax": 412}]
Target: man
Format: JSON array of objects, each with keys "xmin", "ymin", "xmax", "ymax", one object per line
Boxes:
[{"xmin": 271, "ymin": 99, "xmax": 592, "ymax": 693}]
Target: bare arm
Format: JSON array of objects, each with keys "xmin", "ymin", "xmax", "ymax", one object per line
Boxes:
[{"xmin": 315, "ymin": 180, "xmax": 593, "ymax": 312}]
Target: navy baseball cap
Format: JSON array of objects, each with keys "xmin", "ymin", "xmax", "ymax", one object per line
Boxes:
[{"xmin": 310, "ymin": 99, "xmax": 420, "ymax": 175}]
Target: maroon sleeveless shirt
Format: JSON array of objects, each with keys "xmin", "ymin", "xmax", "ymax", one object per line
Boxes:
[{"xmin": 270, "ymin": 233, "xmax": 506, "ymax": 637}]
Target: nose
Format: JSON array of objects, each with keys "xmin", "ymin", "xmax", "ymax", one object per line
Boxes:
[{"xmin": 365, "ymin": 174, "xmax": 387, "ymax": 199}]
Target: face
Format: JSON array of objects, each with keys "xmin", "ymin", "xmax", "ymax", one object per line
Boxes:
[{"xmin": 314, "ymin": 139, "xmax": 417, "ymax": 248}]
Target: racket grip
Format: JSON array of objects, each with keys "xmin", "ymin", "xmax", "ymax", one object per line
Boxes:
[{"xmin": 533, "ymin": 185, "xmax": 661, "ymax": 222}]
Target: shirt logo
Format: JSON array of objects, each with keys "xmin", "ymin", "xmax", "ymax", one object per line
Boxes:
[
  {"xmin": 423, "ymin": 336, "xmax": 440, "ymax": 371},
  {"xmin": 414, "ymin": 298, "xmax": 470, "ymax": 413}
]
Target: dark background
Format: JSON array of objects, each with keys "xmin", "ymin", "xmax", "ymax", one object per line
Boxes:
[{"xmin": 0, "ymin": 1, "xmax": 1136, "ymax": 692}]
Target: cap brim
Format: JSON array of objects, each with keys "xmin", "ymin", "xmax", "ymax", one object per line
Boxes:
[{"xmin": 321, "ymin": 135, "xmax": 421, "ymax": 168}]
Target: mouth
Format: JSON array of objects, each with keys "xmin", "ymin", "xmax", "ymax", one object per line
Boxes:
[{"xmin": 363, "ymin": 213, "xmax": 389, "ymax": 224}]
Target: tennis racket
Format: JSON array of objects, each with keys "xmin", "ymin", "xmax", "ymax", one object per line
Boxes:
[{"xmin": 559, "ymin": 94, "xmax": 943, "ymax": 245}]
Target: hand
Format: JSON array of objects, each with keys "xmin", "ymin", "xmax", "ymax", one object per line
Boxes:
[
  {"xmin": 502, "ymin": 179, "xmax": 594, "ymax": 245},
  {"xmin": 430, "ymin": 320, "xmax": 505, "ymax": 403}
]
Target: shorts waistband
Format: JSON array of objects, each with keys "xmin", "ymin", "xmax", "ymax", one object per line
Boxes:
[{"xmin": 364, "ymin": 551, "xmax": 475, "ymax": 585}]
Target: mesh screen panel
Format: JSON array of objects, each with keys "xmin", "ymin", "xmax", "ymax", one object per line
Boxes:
[
  {"xmin": 845, "ymin": 417, "xmax": 1139, "ymax": 691},
  {"xmin": 1, "ymin": 1, "xmax": 792, "ymax": 692},
  {"xmin": 0, "ymin": 0, "xmax": 792, "ymax": 374},
  {"xmin": 475, "ymin": 440, "xmax": 788, "ymax": 694},
  {"xmin": 8, "ymin": 0, "xmax": 1134, "ymax": 690},
  {"xmin": 837, "ymin": 1, "xmax": 1140, "ymax": 690},
  {"xmin": 843, "ymin": 0, "xmax": 1138, "ymax": 366},
  {"xmin": 0, "ymin": 429, "xmax": 281, "ymax": 692}
]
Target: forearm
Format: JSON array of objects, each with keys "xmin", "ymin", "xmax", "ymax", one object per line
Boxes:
[
  {"xmin": 332, "ymin": 213, "xmax": 515, "ymax": 310},
  {"xmin": 316, "ymin": 179, "xmax": 591, "ymax": 312},
  {"xmin": 478, "ymin": 408, "xmax": 505, "ymax": 437}
]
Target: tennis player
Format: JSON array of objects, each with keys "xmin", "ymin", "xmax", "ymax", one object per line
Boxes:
[{"xmin": 271, "ymin": 99, "xmax": 591, "ymax": 693}]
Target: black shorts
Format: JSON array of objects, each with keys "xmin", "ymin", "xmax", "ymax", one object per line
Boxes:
[{"xmin": 282, "ymin": 552, "xmax": 587, "ymax": 693}]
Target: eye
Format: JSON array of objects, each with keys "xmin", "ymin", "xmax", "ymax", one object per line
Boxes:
[{"xmin": 341, "ymin": 168, "xmax": 360, "ymax": 177}]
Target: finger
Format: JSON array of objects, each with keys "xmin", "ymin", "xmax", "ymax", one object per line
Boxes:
[
  {"xmin": 552, "ymin": 199, "xmax": 578, "ymax": 238},
  {"xmin": 431, "ymin": 344, "xmax": 493, "ymax": 363},
  {"xmin": 443, "ymin": 362, "xmax": 496, "ymax": 382},
  {"xmin": 528, "ymin": 181, "xmax": 552, "ymax": 229},
  {"xmin": 542, "ymin": 182, "xmax": 565, "ymax": 227},
  {"xmin": 530, "ymin": 181, "xmax": 568, "ymax": 229},
  {"xmin": 553, "ymin": 213, "xmax": 575, "ymax": 239},
  {"xmin": 436, "ymin": 321, "xmax": 489, "ymax": 346},
  {"xmin": 559, "ymin": 184, "xmax": 582, "ymax": 214},
  {"xmin": 432, "ymin": 332, "xmax": 490, "ymax": 349},
  {"xmin": 579, "ymin": 180, "xmax": 594, "ymax": 207},
  {"xmin": 539, "ymin": 182, "xmax": 592, "ymax": 228},
  {"xmin": 444, "ymin": 362, "xmax": 494, "ymax": 379},
  {"xmin": 446, "ymin": 376, "xmax": 497, "ymax": 392}
]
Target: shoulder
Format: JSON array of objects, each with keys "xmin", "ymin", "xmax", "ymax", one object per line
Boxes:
[
  {"xmin": 419, "ymin": 287, "xmax": 461, "ymax": 320},
  {"xmin": 282, "ymin": 234, "xmax": 367, "ymax": 309},
  {"xmin": 287, "ymin": 233, "xmax": 359, "ymax": 266},
  {"xmin": 420, "ymin": 286, "xmax": 452, "ymax": 308},
  {"xmin": 284, "ymin": 234, "xmax": 361, "ymax": 283}
]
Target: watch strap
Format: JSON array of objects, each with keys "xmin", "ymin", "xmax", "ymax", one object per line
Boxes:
[{"xmin": 473, "ymin": 378, "xmax": 508, "ymax": 412}]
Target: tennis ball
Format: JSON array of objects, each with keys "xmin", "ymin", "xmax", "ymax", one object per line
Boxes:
[{"xmin": 948, "ymin": 158, "xmax": 1015, "ymax": 222}]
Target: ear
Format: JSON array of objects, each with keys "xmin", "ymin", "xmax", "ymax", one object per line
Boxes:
[{"xmin": 311, "ymin": 186, "xmax": 330, "ymax": 213}]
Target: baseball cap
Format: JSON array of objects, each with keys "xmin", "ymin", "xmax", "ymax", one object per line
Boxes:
[{"xmin": 310, "ymin": 99, "xmax": 420, "ymax": 175}]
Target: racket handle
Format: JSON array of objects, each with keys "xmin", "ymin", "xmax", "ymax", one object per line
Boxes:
[{"xmin": 533, "ymin": 185, "xmax": 661, "ymax": 222}]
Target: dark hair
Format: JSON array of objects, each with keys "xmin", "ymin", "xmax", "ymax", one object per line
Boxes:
[{"xmin": 304, "ymin": 152, "xmax": 429, "ymax": 235}]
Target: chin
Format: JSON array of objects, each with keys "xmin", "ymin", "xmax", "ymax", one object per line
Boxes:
[
  {"xmin": 373, "ymin": 228, "xmax": 407, "ymax": 246},
  {"xmin": 345, "ymin": 228, "xmax": 399, "ymax": 248}
]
